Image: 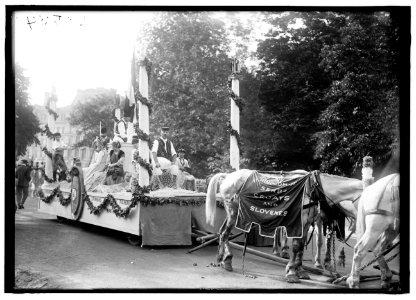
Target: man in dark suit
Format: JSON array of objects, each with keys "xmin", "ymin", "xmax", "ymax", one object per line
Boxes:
[{"xmin": 15, "ymin": 159, "xmax": 32, "ymax": 209}]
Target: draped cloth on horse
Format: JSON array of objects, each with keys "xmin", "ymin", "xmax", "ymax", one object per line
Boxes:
[{"xmin": 236, "ymin": 171, "xmax": 317, "ymax": 238}]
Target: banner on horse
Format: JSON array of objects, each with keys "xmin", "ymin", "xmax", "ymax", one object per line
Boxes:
[{"xmin": 235, "ymin": 172, "xmax": 312, "ymax": 238}]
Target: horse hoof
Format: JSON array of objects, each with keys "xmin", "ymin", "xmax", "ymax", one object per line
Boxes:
[
  {"xmin": 281, "ymin": 251, "xmax": 290, "ymax": 259},
  {"xmin": 272, "ymin": 251, "xmax": 281, "ymax": 257},
  {"xmin": 314, "ymin": 263, "xmax": 324, "ymax": 269},
  {"xmin": 221, "ymin": 261, "xmax": 233, "ymax": 272},
  {"xmin": 286, "ymin": 274, "xmax": 300, "ymax": 283},
  {"xmin": 346, "ymin": 277, "xmax": 359, "ymax": 289},
  {"xmin": 297, "ymin": 271, "xmax": 310, "ymax": 280},
  {"xmin": 381, "ymin": 281, "xmax": 391, "ymax": 290}
]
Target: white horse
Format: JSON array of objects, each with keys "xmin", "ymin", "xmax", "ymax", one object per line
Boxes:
[
  {"xmin": 206, "ymin": 169, "xmax": 363, "ymax": 283},
  {"xmin": 346, "ymin": 173, "xmax": 400, "ymax": 289}
]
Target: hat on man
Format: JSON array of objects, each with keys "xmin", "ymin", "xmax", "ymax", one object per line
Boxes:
[
  {"xmin": 54, "ymin": 132, "xmax": 61, "ymax": 137},
  {"xmin": 93, "ymin": 140, "xmax": 104, "ymax": 149},
  {"xmin": 161, "ymin": 126, "xmax": 170, "ymax": 131},
  {"xmin": 112, "ymin": 141, "xmax": 121, "ymax": 149}
]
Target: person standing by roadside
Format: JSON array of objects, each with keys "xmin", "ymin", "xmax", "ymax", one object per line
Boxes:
[
  {"xmin": 31, "ymin": 162, "xmax": 44, "ymax": 197},
  {"xmin": 15, "ymin": 159, "xmax": 32, "ymax": 209}
]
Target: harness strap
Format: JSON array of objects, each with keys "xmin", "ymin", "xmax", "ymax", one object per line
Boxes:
[
  {"xmin": 365, "ymin": 209, "xmax": 394, "ymax": 217},
  {"xmin": 241, "ymin": 229, "xmax": 250, "ymax": 275},
  {"xmin": 302, "ymin": 202, "xmax": 318, "ymax": 209}
]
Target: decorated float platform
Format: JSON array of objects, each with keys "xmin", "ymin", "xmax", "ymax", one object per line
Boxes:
[{"xmin": 38, "ymin": 181, "xmax": 231, "ymax": 246}]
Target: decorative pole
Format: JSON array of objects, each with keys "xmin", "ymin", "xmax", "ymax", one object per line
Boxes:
[
  {"xmin": 229, "ymin": 58, "xmax": 241, "ymax": 170},
  {"xmin": 362, "ymin": 156, "xmax": 374, "ymax": 188},
  {"xmin": 137, "ymin": 54, "xmax": 151, "ymax": 187},
  {"xmin": 46, "ymin": 89, "xmax": 57, "ymax": 149}
]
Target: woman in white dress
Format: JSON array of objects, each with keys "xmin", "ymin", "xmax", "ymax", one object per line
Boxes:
[{"xmin": 83, "ymin": 141, "xmax": 107, "ymax": 187}]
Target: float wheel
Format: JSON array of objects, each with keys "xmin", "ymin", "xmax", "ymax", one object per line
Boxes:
[
  {"xmin": 56, "ymin": 216, "xmax": 66, "ymax": 223},
  {"xmin": 127, "ymin": 234, "xmax": 142, "ymax": 246},
  {"xmin": 70, "ymin": 175, "xmax": 84, "ymax": 220}
]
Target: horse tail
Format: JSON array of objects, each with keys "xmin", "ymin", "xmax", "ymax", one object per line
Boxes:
[{"xmin": 206, "ymin": 173, "xmax": 227, "ymax": 227}]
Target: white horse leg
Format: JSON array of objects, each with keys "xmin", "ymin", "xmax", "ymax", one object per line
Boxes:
[
  {"xmin": 314, "ymin": 219, "xmax": 324, "ymax": 269},
  {"xmin": 377, "ymin": 256, "xmax": 393, "ymax": 289},
  {"xmin": 347, "ymin": 215, "xmax": 391, "ymax": 289},
  {"xmin": 280, "ymin": 227, "xmax": 290, "ymax": 259},
  {"xmin": 286, "ymin": 211, "xmax": 312, "ymax": 282},
  {"xmin": 375, "ymin": 226, "xmax": 398, "ymax": 289},
  {"xmin": 219, "ymin": 200, "xmax": 238, "ymax": 272},
  {"xmin": 272, "ymin": 227, "xmax": 281, "ymax": 256}
]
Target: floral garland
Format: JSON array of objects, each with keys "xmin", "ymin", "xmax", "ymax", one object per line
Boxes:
[
  {"xmin": 138, "ymin": 57, "xmax": 152, "ymax": 80},
  {"xmin": 229, "ymin": 89, "xmax": 245, "ymax": 111},
  {"xmin": 83, "ymin": 193, "xmax": 138, "ymax": 218},
  {"xmin": 38, "ymin": 186, "xmax": 71, "ymax": 206},
  {"xmin": 83, "ymin": 184, "xmax": 151, "ymax": 218},
  {"xmin": 134, "ymin": 124, "xmax": 151, "ymax": 144},
  {"xmin": 46, "ymin": 107, "xmax": 59, "ymax": 120},
  {"xmin": 132, "ymin": 149, "xmax": 153, "ymax": 177},
  {"xmin": 41, "ymin": 124, "xmax": 55, "ymax": 140},
  {"xmin": 139, "ymin": 197, "xmax": 225, "ymax": 208},
  {"xmin": 135, "ymin": 90, "xmax": 153, "ymax": 115},
  {"xmin": 39, "ymin": 182, "xmax": 223, "ymax": 219},
  {"xmin": 43, "ymin": 174, "xmax": 54, "ymax": 184},
  {"xmin": 226, "ymin": 121, "xmax": 243, "ymax": 154}
]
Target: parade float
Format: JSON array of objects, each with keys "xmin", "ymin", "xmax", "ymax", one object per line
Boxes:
[{"xmin": 37, "ymin": 53, "xmax": 243, "ymax": 247}]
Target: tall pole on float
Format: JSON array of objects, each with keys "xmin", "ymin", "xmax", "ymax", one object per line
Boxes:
[
  {"xmin": 229, "ymin": 58, "xmax": 241, "ymax": 170},
  {"xmin": 137, "ymin": 51, "xmax": 150, "ymax": 187}
]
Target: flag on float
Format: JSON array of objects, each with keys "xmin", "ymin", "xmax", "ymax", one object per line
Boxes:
[
  {"xmin": 126, "ymin": 48, "xmax": 136, "ymax": 105},
  {"xmin": 125, "ymin": 47, "xmax": 137, "ymax": 123}
]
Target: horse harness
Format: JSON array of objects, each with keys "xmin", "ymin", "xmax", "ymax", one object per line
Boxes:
[{"xmin": 364, "ymin": 174, "xmax": 400, "ymax": 220}]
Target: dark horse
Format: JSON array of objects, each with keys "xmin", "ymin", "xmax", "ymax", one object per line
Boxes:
[{"xmin": 205, "ymin": 169, "xmax": 363, "ymax": 283}]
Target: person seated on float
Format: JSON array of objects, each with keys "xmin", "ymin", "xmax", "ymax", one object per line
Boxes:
[
  {"xmin": 91, "ymin": 126, "xmax": 111, "ymax": 150},
  {"xmin": 151, "ymin": 126, "xmax": 179, "ymax": 186},
  {"xmin": 113, "ymin": 100, "xmax": 136, "ymax": 144},
  {"xmin": 83, "ymin": 140, "xmax": 107, "ymax": 186},
  {"xmin": 51, "ymin": 132, "xmax": 68, "ymax": 181},
  {"xmin": 104, "ymin": 141, "xmax": 125, "ymax": 185},
  {"xmin": 113, "ymin": 112, "xmax": 129, "ymax": 144},
  {"xmin": 176, "ymin": 148, "xmax": 196, "ymax": 190}
]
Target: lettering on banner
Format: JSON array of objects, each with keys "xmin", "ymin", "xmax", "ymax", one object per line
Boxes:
[{"xmin": 249, "ymin": 206, "xmax": 288, "ymax": 216}]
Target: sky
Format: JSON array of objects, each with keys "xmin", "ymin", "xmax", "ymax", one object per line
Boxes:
[
  {"xmin": 13, "ymin": 11, "xmax": 273, "ymax": 108},
  {"xmin": 13, "ymin": 11, "xmax": 155, "ymax": 108}
]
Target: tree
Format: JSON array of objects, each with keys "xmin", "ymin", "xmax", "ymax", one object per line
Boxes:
[
  {"xmin": 69, "ymin": 88, "xmax": 117, "ymax": 147},
  {"xmin": 15, "ymin": 63, "xmax": 41, "ymax": 158},
  {"xmin": 142, "ymin": 12, "xmax": 232, "ymax": 178},
  {"xmin": 257, "ymin": 11, "xmax": 402, "ymax": 176},
  {"xmin": 313, "ymin": 12, "xmax": 401, "ymax": 176}
]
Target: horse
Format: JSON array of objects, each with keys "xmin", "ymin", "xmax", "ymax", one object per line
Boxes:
[
  {"xmin": 346, "ymin": 173, "xmax": 399, "ymax": 289},
  {"xmin": 205, "ymin": 169, "xmax": 363, "ymax": 283},
  {"xmin": 273, "ymin": 195, "xmax": 358, "ymax": 269}
]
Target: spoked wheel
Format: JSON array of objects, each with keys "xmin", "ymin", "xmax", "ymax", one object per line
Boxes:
[
  {"xmin": 70, "ymin": 174, "xmax": 84, "ymax": 221},
  {"xmin": 56, "ymin": 216, "xmax": 66, "ymax": 223},
  {"xmin": 127, "ymin": 234, "xmax": 142, "ymax": 246}
]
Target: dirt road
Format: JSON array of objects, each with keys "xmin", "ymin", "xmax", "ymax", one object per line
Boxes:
[{"xmin": 13, "ymin": 195, "xmax": 400, "ymax": 291}]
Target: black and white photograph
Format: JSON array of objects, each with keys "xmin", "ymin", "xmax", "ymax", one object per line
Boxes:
[{"xmin": 4, "ymin": 3, "xmax": 411, "ymax": 293}]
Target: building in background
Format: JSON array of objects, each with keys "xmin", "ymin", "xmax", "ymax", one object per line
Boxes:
[{"xmin": 25, "ymin": 87, "xmax": 93, "ymax": 167}]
